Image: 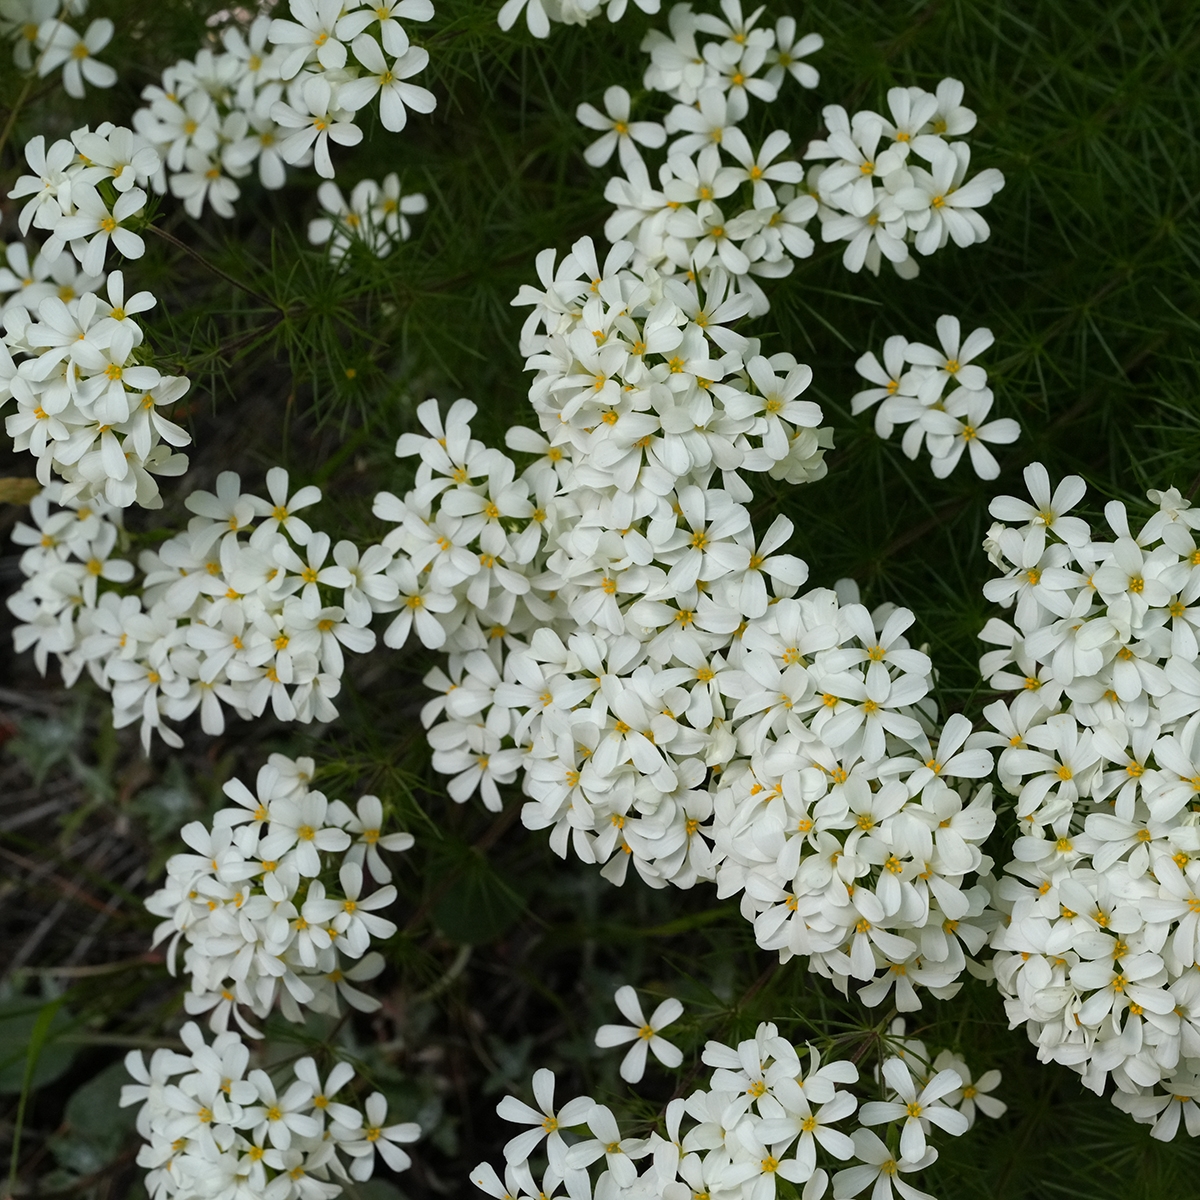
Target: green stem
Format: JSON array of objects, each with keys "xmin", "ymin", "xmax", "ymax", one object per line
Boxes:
[
  {"xmin": 147, "ymin": 224, "xmax": 282, "ymax": 312},
  {"xmin": 0, "ymin": 73, "xmax": 34, "ymax": 167},
  {"xmin": 6, "ymin": 998, "xmax": 63, "ymax": 1199}
]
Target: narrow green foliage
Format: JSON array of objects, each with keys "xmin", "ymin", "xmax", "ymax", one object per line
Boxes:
[{"xmin": 3, "ymin": 1, "xmax": 1200, "ymax": 1198}]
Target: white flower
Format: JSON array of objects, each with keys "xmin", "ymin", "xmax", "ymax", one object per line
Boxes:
[
  {"xmin": 55, "ymin": 185, "xmax": 149, "ymax": 277},
  {"xmin": 904, "ymin": 315, "xmax": 993, "ymax": 402},
  {"xmin": 577, "ymin": 86, "xmax": 666, "ymax": 172},
  {"xmin": 832, "ymin": 1128, "xmax": 936, "ymax": 1200},
  {"xmin": 272, "ymin": 75, "xmax": 363, "ymax": 179},
  {"xmin": 594, "ymin": 985, "xmax": 684, "ymax": 1082},
  {"xmin": 262, "ymin": 791, "xmax": 351, "ymax": 876},
  {"xmin": 858, "ymin": 1058, "xmax": 968, "ymax": 1163},
  {"xmin": 495, "ymin": 1068, "xmax": 593, "ymax": 1167},
  {"xmin": 328, "ymin": 793, "xmax": 414, "ymax": 882},
  {"xmin": 72, "ymin": 126, "xmax": 160, "ymax": 194},
  {"xmin": 723, "ymin": 129, "xmax": 805, "ymax": 208},
  {"xmin": 244, "ymin": 1068, "xmax": 320, "ymax": 1150},
  {"xmin": 926, "ymin": 389, "xmax": 1020, "ymax": 481},
  {"xmin": 764, "ymin": 18, "xmax": 822, "ymax": 90},
  {"xmin": 268, "ymin": 0, "xmax": 348, "ymax": 78},
  {"xmin": 988, "ymin": 463, "xmax": 1091, "ymax": 548},
  {"xmin": 37, "ymin": 17, "xmax": 117, "ymax": 97},
  {"xmin": 256, "ymin": 467, "xmax": 322, "ymax": 545},
  {"xmin": 335, "ymin": 1092, "xmax": 421, "ymax": 1179},
  {"xmin": 382, "ymin": 558, "xmax": 457, "ymax": 649},
  {"xmin": 341, "ymin": 0, "xmax": 433, "ymax": 56},
  {"xmin": 901, "ymin": 141, "xmax": 1004, "ymax": 255},
  {"xmin": 563, "ymin": 1103, "xmax": 648, "ymax": 1187},
  {"xmin": 1114, "ymin": 1076, "xmax": 1200, "ymax": 1141},
  {"xmin": 332, "ymin": 861, "xmax": 398, "ymax": 957},
  {"xmin": 932, "ymin": 1052, "xmax": 1005, "ymax": 1126},
  {"xmin": 497, "ymin": 0, "xmax": 551, "ymax": 38},
  {"xmin": 756, "ymin": 1084, "xmax": 858, "ymax": 1181},
  {"xmin": 170, "ymin": 148, "xmax": 240, "ymax": 220},
  {"xmin": 340, "ymin": 36, "xmax": 436, "ymax": 132},
  {"xmin": 665, "ymin": 86, "xmax": 741, "ymax": 158}
]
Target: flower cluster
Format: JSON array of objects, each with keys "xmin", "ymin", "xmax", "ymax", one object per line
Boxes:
[
  {"xmin": 131, "ymin": 1, "xmax": 437, "ymax": 215},
  {"xmin": 122, "ymin": 753, "xmax": 418, "ymax": 1200},
  {"xmin": 3, "ymin": 121, "xmax": 195, "ymax": 506},
  {"xmin": 373, "ymin": 236, "xmax": 999, "ymax": 1010},
  {"xmin": 851, "ymin": 316, "xmax": 1019, "ymax": 480},
  {"xmin": 498, "ymin": 0, "xmax": 658, "ymax": 41},
  {"xmin": 7, "ymin": 470, "xmax": 399, "ymax": 749},
  {"xmin": 476, "ymin": 1016, "xmax": 998, "ymax": 1200},
  {"xmin": 804, "ymin": 81, "xmax": 1005, "ymax": 278},
  {"xmin": 122, "ymin": 1028, "xmax": 418, "ymax": 1200},
  {"xmin": 10, "ymin": 125, "xmax": 160, "ymax": 277},
  {"xmin": 145, "ymin": 754, "xmax": 412, "ymax": 1034},
  {"xmin": 581, "ymin": 3, "xmax": 1002, "ymax": 309},
  {"xmin": 1, "ymin": 0, "xmax": 116, "ymax": 98},
  {"xmin": 1, "ymin": 270, "xmax": 191, "ymax": 508},
  {"xmin": 307, "ymin": 173, "xmax": 428, "ymax": 264},
  {"xmin": 981, "ymin": 465, "xmax": 1200, "ymax": 1132},
  {"xmin": 583, "ymin": 2, "xmax": 823, "ymax": 317},
  {"xmin": 711, "ymin": 688, "xmax": 999, "ymax": 1013}
]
